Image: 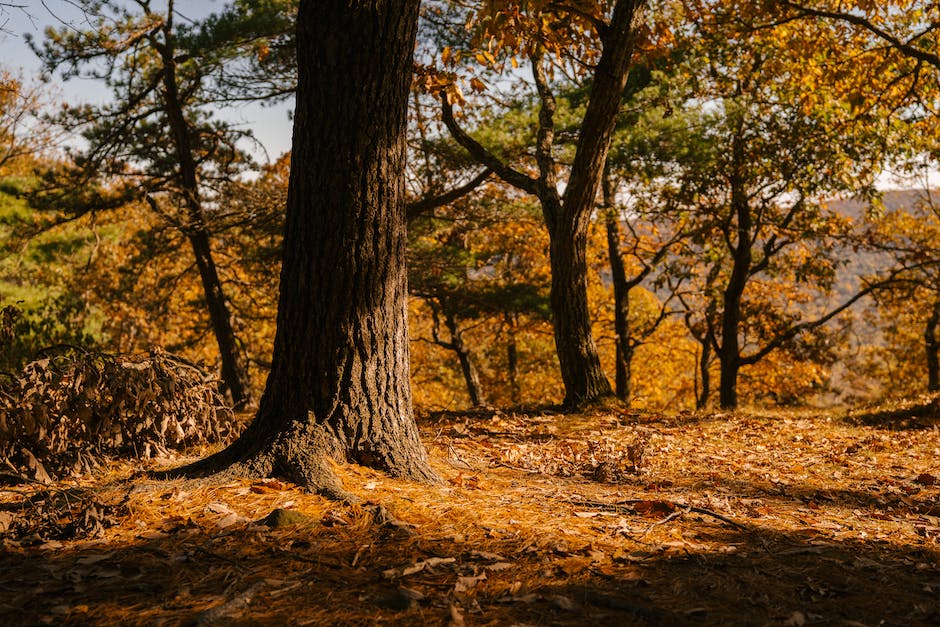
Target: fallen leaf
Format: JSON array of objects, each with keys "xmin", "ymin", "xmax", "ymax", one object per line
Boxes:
[
  {"xmin": 486, "ymin": 562, "xmax": 514, "ymax": 571},
  {"xmin": 448, "ymin": 603, "xmax": 465, "ymax": 627},
  {"xmin": 633, "ymin": 500, "xmax": 677, "ymax": 518},
  {"xmin": 454, "ymin": 573, "xmax": 486, "ymax": 594},
  {"xmin": 0, "ymin": 511, "xmax": 16, "ymax": 533},
  {"xmin": 76, "ymin": 553, "xmax": 113, "ymax": 566},
  {"xmin": 384, "ymin": 557, "xmax": 457, "ymax": 579},
  {"xmin": 558, "ymin": 556, "xmax": 592, "ymax": 575},
  {"xmin": 551, "ymin": 595, "xmax": 575, "ymax": 611},
  {"xmin": 914, "ymin": 473, "xmax": 937, "ymax": 486}
]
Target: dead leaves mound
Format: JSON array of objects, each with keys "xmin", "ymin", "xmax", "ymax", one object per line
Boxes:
[{"xmin": 0, "ymin": 347, "xmax": 237, "ymax": 482}]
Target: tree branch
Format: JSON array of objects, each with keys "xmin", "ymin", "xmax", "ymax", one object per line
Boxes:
[
  {"xmin": 778, "ymin": 1, "xmax": 940, "ymax": 70},
  {"xmin": 739, "ymin": 266, "xmax": 914, "ymax": 366},
  {"xmin": 406, "ymin": 168, "xmax": 491, "ymax": 220},
  {"xmin": 440, "ymin": 95, "xmax": 539, "ymax": 196}
]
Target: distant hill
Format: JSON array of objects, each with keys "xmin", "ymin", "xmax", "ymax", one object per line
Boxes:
[
  {"xmin": 821, "ymin": 189, "xmax": 938, "ymax": 402},
  {"xmin": 826, "ymin": 188, "xmax": 939, "ymax": 220}
]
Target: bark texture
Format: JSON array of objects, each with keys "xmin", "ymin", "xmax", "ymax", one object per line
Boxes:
[{"xmin": 176, "ymin": 0, "xmax": 436, "ymax": 494}]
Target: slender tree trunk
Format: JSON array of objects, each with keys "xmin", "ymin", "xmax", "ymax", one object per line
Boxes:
[
  {"xmin": 549, "ymin": 0, "xmax": 645, "ymax": 405},
  {"xmin": 174, "ymin": 0, "xmax": 435, "ymax": 495},
  {"xmin": 550, "ymin": 218, "xmax": 613, "ymax": 404},
  {"xmin": 718, "ymin": 356, "xmax": 740, "ymax": 409},
  {"xmin": 442, "ymin": 1, "xmax": 645, "ymax": 406},
  {"xmin": 603, "ymin": 174, "xmax": 632, "ymax": 402},
  {"xmin": 442, "ymin": 311, "xmax": 487, "ymax": 407},
  {"xmin": 506, "ymin": 314, "xmax": 521, "ymax": 405},
  {"xmin": 926, "ymin": 294, "xmax": 940, "ymax": 392},
  {"xmin": 155, "ymin": 8, "xmax": 249, "ymax": 408},
  {"xmin": 697, "ymin": 339, "xmax": 711, "ymax": 410},
  {"xmin": 717, "ymin": 130, "xmax": 751, "ymax": 410}
]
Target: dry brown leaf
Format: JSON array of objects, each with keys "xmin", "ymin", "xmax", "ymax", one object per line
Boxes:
[{"xmin": 633, "ymin": 500, "xmax": 677, "ymax": 518}]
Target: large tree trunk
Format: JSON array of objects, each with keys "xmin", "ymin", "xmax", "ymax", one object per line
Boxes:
[
  {"xmin": 175, "ymin": 0, "xmax": 435, "ymax": 495},
  {"xmin": 157, "ymin": 7, "xmax": 250, "ymax": 408},
  {"xmin": 926, "ymin": 294, "xmax": 940, "ymax": 392}
]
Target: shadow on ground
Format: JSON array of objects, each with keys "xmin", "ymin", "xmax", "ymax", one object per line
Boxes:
[{"xmin": 0, "ymin": 497, "xmax": 937, "ymax": 626}]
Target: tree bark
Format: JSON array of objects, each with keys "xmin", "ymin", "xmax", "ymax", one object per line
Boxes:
[
  {"xmin": 717, "ymin": 130, "xmax": 751, "ymax": 410},
  {"xmin": 604, "ymin": 175, "xmax": 632, "ymax": 402},
  {"xmin": 173, "ymin": 0, "xmax": 436, "ymax": 495},
  {"xmin": 696, "ymin": 340, "xmax": 712, "ymax": 410},
  {"xmin": 547, "ymin": 0, "xmax": 645, "ymax": 405},
  {"xmin": 443, "ymin": 311, "xmax": 487, "ymax": 408},
  {"xmin": 155, "ymin": 4, "xmax": 250, "ymax": 408},
  {"xmin": 505, "ymin": 314, "xmax": 521, "ymax": 405},
  {"xmin": 926, "ymin": 294, "xmax": 940, "ymax": 392},
  {"xmin": 440, "ymin": 1, "xmax": 646, "ymax": 406}
]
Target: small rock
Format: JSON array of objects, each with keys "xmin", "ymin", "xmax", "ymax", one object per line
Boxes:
[{"xmin": 259, "ymin": 508, "xmax": 313, "ymax": 528}]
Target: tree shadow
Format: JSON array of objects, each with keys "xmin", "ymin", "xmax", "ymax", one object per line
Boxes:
[
  {"xmin": 845, "ymin": 396, "xmax": 940, "ymax": 430},
  {"xmin": 0, "ymin": 495, "xmax": 936, "ymax": 626}
]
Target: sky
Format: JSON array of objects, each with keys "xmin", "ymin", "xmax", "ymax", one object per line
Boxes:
[{"xmin": 0, "ymin": 1, "xmax": 294, "ymax": 163}]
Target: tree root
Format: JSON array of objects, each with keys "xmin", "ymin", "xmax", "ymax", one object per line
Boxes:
[{"xmin": 151, "ymin": 420, "xmax": 358, "ymax": 503}]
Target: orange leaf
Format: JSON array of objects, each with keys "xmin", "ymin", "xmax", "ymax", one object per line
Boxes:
[{"xmin": 633, "ymin": 500, "xmax": 677, "ymax": 518}]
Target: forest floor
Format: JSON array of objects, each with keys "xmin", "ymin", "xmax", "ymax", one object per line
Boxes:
[{"xmin": 0, "ymin": 401, "xmax": 938, "ymax": 626}]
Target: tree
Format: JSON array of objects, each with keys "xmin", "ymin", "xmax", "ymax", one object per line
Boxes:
[
  {"xmin": 436, "ymin": 0, "xmax": 648, "ymax": 405},
  {"xmin": 602, "ymin": 170, "xmax": 681, "ymax": 403},
  {"xmin": 617, "ymin": 13, "xmax": 897, "ymax": 409},
  {"xmin": 26, "ymin": 0, "xmax": 299, "ymax": 407},
  {"xmin": 178, "ymin": 0, "xmax": 437, "ymax": 496}
]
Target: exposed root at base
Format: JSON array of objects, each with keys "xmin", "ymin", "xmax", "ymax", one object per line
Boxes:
[{"xmin": 152, "ymin": 418, "xmax": 438, "ymax": 503}]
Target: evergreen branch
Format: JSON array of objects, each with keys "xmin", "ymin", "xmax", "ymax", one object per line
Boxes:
[{"xmin": 440, "ymin": 95, "xmax": 539, "ymax": 196}]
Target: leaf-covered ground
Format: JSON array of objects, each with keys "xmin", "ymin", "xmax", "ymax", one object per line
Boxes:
[{"xmin": 0, "ymin": 404, "xmax": 937, "ymax": 625}]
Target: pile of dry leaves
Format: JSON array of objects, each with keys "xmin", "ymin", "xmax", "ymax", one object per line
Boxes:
[{"xmin": 0, "ymin": 347, "xmax": 237, "ymax": 482}]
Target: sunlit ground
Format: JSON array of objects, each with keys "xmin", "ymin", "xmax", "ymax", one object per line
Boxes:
[{"xmin": 1, "ymin": 404, "xmax": 937, "ymax": 625}]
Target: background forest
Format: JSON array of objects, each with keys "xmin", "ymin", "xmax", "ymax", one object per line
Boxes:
[
  {"xmin": 0, "ymin": 2, "xmax": 937, "ymax": 625},
  {"xmin": 0, "ymin": 0, "xmax": 938, "ymax": 413}
]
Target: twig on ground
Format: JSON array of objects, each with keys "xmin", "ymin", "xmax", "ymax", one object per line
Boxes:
[
  {"xmin": 683, "ymin": 505, "xmax": 747, "ymax": 530},
  {"xmin": 641, "ymin": 509, "xmax": 684, "ymax": 536},
  {"xmin": 563, "ymin": 498, "xmax": 747, "ymax": 531},
  {"xmin": 493, "ymin": 461, "xmax": 541, "ymax": 474}
]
